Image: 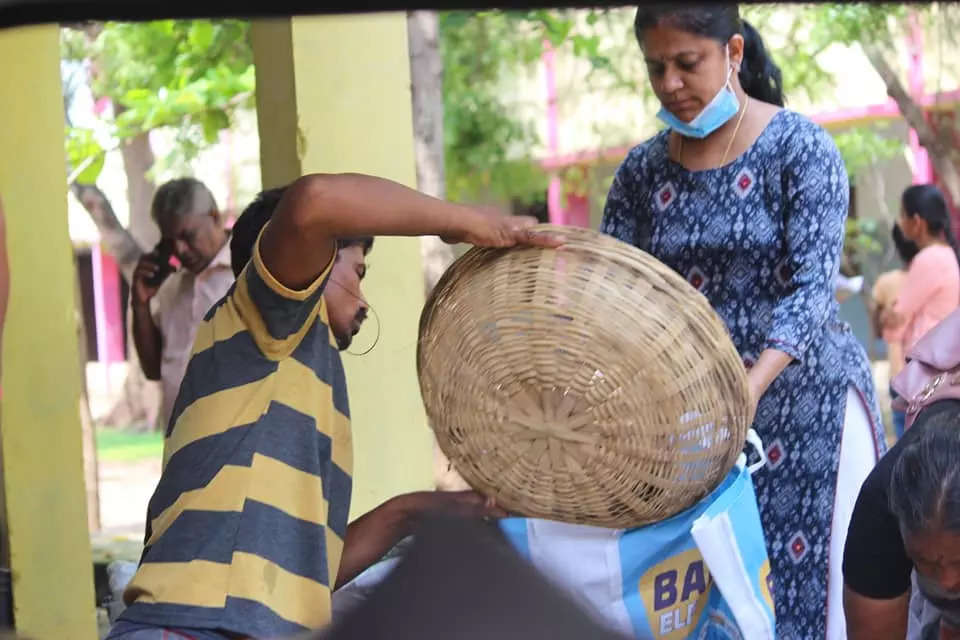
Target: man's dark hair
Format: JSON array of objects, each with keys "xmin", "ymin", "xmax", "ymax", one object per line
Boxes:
[
  {"xmin": 152, "ymin": 177, "xmax": 218, "ymax": 229},
  {"xmin": 230, "ymin": 185, "xmax": 374, "ymax": 277}
]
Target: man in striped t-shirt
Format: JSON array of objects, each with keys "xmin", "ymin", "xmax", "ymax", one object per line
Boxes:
[{"xmin": 106, "ymin": 174, "xmax": 556, "ymax": 640}]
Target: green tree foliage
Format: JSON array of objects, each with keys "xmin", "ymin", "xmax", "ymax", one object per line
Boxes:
[
  {"xmin": 438, "ymin": 4, "xmax": 918, "ymax": 211},
  {"xmin": 61, "ymin": 19, "xmax": 255, "ymax": 184},
  {"xmin": 63, "ymin": 12, "xmax": 631, "ymax": 204},
  {"xmin": 832, "ymin": 125, "xmax": 905, "ymax": 184},
  {"xmin": 440, "ymin": 9, "xmax": 639, "ymax": 204},
  {"xmin": 742, "ymin": 4, "xmax": 837, "ymax": 105},
  {"xmin": 746, "ymin": 4, "xmax": 917, "ymax": 267}
]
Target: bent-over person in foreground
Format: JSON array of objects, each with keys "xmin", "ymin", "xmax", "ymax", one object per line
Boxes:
[{"xmin": 105, "ymin": 173, "xmax": 557, "ymax": 640}]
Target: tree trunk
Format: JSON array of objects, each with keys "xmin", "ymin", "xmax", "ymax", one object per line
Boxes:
[
  {"xmin": 105, "ymin": 310, "xmax": 160, "ymax": 433},
  {"xmin": 71, "ymin": 181, "xmax": 161, "ymax": 431},
  {"xmin": 408, "ymin": 10, "xmax": 467, "ymax": 491},
  {"xmin": 118, "ymin": 121, "xmax": 159, "ymax": 252},
  {"xmin": 70, "ymin": 110, "xmax": 158, "ymax": 280},
  {"xmin": 408, "ymin": 10, "xmax": 456, "ymax": 296},
  {"xmin": 864, "ymin": 44, "xmax": 960, "ymax": 205},
  {"xmin": 72, "ymin": 98, "xmax": 162, "ymax": 432},
  {"xmin": 73, "ymin": 256, "xmax": 101, "ymax": 532},
  {"xmin": 115, "ymin": 115, "xmax": 163, "ymax": 431}
]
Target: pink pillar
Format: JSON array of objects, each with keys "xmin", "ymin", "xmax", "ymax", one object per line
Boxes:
[
  {"xmin": 563, "ymin": 192, "xmax": 590, "ymax": 228},
  {"xmin": 907, "ymin": 11, "xmax": 933, "ymax": 184},
  {"xmin": 548, "ymin": 177, "xmax": 565, "ymax": 224},
  {"xmin": 91, "ymin": 244, "xmax": 124, "ymax": 365},
  {"xmin": 542, "ymin": 41, "xmax": 566, "ymax": 224}
]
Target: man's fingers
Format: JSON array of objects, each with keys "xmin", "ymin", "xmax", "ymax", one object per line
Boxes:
[
  {"xmin": 435, "ymin": 491, "xmax": 508, "ymax": 519},
  {"xmin": 510, "ymin": 215, "xmax": 540, "ymax": 229},
  {"xmin": 485, "ymin": 505, "xmax": 509, "ymax": 518},
  {"xmin": 460, "ymin": 493, "xmax": 507, "ymax": 518},
  {"xmin": 513, "ymin": 228, "xmax": 564, "ymax": 249},
  {"xmin": 452, "ymin": 502, "xmax": 508, "ymax": 519}
]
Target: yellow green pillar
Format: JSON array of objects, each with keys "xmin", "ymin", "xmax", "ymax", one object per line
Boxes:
[
  {"xmin": 0, "ymin": 25, "xmax": 98, "ymax": 640},
  {"xmin": 251, "ymin": 14, "xmax": 432, "ymax": 519}
]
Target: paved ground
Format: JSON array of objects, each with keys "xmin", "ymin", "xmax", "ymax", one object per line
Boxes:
[
  {"xmin": 97, "ymin": 458, "xmax": 160, "ymax": 538},
  {"xmin": 91, "ymin": 457, "xmax": 161, "ymax": 637}
]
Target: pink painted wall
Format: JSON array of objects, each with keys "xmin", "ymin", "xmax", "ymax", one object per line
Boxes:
[
  {"xmin": 562, "ymin": 193, "xmax": 590, "ymax": 228},
  {"xmin": 91, "ymin": 244, "xmax": 124, "ymax": 363}
]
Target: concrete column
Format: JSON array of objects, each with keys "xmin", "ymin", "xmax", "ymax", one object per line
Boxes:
[
  {"xmin": 0, "ymin": 25, "xmax": 98, "ymax": 639},
  {"xmin": 251, "ymin": 14, "xmax": 432, "ymax": 519}
]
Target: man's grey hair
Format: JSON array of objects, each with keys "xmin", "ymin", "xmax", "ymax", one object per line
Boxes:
[{"xmin": 151, "ymin": 178, "xmax": 218, "ymax": 229}]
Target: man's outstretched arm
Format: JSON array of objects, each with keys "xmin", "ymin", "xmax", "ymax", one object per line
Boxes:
[{"xmin": 260, "ymin": 173, "xmax": 558, "ymax": 291}]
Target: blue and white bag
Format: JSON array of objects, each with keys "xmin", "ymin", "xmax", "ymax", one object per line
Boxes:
[{"xmin": 498, "ymin": 429, "xmax": 776, "ymax": 640}]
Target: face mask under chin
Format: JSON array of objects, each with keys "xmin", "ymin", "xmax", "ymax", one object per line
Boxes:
[{"xmin": 656, "ymin": 45, "xmax": 740, "ymax": 139}]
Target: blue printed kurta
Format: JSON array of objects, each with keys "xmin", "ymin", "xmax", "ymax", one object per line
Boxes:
[{"xmin": 600, "ymin": 110, "xmax": 885, "ymax": 639}]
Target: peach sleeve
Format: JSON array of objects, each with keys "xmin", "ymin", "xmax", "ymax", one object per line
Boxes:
[{"xmin": 891, "ymin": 248, "xmax": 951, "ymax": 333}]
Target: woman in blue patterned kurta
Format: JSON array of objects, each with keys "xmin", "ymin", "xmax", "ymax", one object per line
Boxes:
[{"xmin": 601, "ymin": 6, "xmax": 885, "ymax": 639}]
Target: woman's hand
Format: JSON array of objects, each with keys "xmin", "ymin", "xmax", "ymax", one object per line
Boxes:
[
  {"xmin": 745, "ymin": 348, "xmax": 795, "ymax": 415},
  {"xmin": 746, "ymin": 372, "xmax": 764, "ymax": 415}
]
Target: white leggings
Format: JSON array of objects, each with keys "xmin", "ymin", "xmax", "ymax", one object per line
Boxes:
[{"xmin": 825, "ymin": 387, "xmax": 880, "ymax": 639}]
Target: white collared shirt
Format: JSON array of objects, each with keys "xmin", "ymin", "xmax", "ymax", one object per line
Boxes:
[{"xmin": 150, "ymin": 240, "xmax": 234, "ymax": 431}]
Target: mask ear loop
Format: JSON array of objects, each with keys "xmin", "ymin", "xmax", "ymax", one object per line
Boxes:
[
  {"xmin": 724, "ymin": 44, "xmax": 735, "ymax": 89},
  {"xmin": 327, "ymin": 276, "xmax": 382, "ymax": 357},
  {"xmin": 346, "ymin": 303, "xmax": 381, "ymax": 357},
  {"xmin": 728, "ymin": 43, "xmax": 744, "ymax": 89}
]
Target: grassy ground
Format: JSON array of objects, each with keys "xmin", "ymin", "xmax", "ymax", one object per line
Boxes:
[{"xmin": 95, "ymin": 427, "xmax": 163, "ymax": 463}]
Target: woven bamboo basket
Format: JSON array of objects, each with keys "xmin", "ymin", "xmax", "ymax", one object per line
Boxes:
[{"xmin": 417, "ymin": 224, "xmax": 754, "ymax": 529}]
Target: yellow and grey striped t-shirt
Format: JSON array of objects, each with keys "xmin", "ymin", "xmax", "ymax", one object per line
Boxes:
[{"xmin": 120, "ymin": 229, "xmax": 352, "ymax": 638}]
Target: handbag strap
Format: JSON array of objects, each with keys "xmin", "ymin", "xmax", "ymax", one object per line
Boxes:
[
  {"xmin": 906, "ymin": 367, "xmax": 960, "ymax": 416},
  {"xmin": 736, "ymin": 429, "xmax": 767, "ymax": 475}
]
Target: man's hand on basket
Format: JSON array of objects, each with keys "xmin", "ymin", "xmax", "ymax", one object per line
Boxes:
[
  {"xmin": 395, "ymin": 489, "xmax": 508, "ymax": 525},
  {"xmin": 335, "ymin": 490, "xmax": 507, "ymax": 589},
  {"xmin": 441, "ymin": 206, "xmax": 562, "ymax": 249}
]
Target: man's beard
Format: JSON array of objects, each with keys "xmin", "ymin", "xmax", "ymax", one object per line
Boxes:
[{"xmin": 336, "ymin": 309, "xmax": 367, "ymax": 351}]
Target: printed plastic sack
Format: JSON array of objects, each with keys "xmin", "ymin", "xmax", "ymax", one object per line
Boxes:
[{"xmin": 498, "ymin": 429, "xmax": 775, "ymax": 640}]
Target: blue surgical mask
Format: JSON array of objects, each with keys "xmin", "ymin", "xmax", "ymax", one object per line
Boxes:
[{"xmin": 657, "ymin": 46, "xmax": 740, "ymax": 139}]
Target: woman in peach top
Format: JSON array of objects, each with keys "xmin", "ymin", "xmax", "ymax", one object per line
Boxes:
[{"xmin": 883, "ymin": 185, "xmax": 960, "ymax": 425}]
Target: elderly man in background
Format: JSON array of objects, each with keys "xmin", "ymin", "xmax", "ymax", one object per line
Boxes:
[{"xmin": 131, "ymin": 178, "xmax": 233, "ymax": 431}]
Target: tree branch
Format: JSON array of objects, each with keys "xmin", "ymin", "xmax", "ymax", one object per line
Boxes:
[
  {"xmin": 70, "ymin": 182, "xmax": 144, "ymax": 281},
  {"xmin": 864, "ymin": 45, "xmax": 943, "ymax": 154},
  {"xmin": 864, "ymin": 43, "xmax": 960, "ymax": 204}
]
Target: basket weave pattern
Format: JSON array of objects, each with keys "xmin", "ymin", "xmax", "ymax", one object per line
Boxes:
[{"xmin": 417, "ymin": 225, "xmax": 753, "ymax": 528}]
